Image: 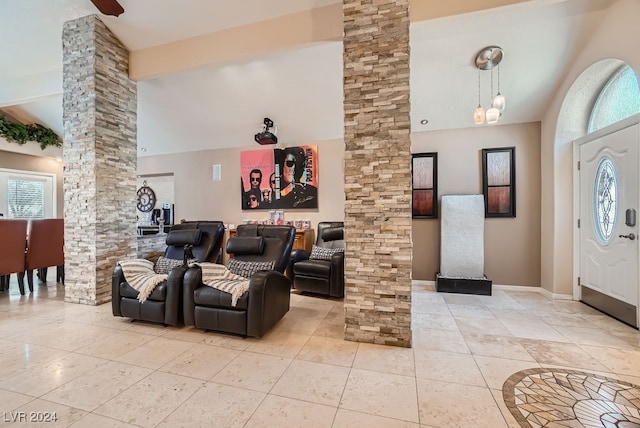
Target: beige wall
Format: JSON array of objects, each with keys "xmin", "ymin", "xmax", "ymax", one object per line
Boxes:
[
  {"xmin": 139, "ymin": 124, "xmax": 541, "ymax": 287},
  {"xmin": 411, "ymin": 0, "xmax": 532, "ymax": 21},
  {"xmin": 137, "ymin": 139, "xmax": 346, "ymax": 228},
  {"xmin": 3, "ymin": 125, "xmax": 542, "ymax": 288},
  {"xmin": 0, "ymin": 149, "xmax": 64, "ymax": 217},
  {"xmin": 411, "ymin": 122, "xmax": 541, "ymax": 286},
  {"xmin": 130, "ymin": 5, "xmax": 343, "ymax": 80}
]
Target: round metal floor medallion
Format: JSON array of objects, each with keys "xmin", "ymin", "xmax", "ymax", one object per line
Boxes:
[{"xmin": 503, "ymin": 368, "xmax": 640, "ymax": 427}]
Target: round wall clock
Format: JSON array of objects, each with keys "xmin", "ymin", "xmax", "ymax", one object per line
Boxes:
[{"xmin": 136, "ymin": 186, "xmax": 156, "ymax": 212}]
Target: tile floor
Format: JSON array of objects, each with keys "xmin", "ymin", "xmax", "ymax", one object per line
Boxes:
[{"xmin": 0, "ymin": 276, "xmax": 639, "ymax": 427}]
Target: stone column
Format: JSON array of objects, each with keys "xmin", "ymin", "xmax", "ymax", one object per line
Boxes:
[
  {"xmin": 342, "ymin": 0, "xmax": 412, "ymax": 347},
  {"xmin": 62, "ymin": 15, "xmax": 137, "ymax": 305}
]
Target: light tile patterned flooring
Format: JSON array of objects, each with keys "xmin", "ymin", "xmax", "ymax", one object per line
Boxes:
[{"xmin": 0, "ymin": 276, "xmax": 639, "ymax": 427}]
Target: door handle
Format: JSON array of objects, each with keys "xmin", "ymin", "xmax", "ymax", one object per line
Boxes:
[{"xmin": 619, "ymin": 233, "xmax": 636, "ymax": 240}]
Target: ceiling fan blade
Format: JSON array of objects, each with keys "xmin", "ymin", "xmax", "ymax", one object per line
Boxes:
[{"xmin": 90, "ymin": 0, "xmax": 124, "ymax": 17}]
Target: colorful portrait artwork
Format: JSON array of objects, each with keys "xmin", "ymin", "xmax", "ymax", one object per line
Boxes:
[
  {"xmin": 240, "ymin": 145, "xmax": 318, "ymax": 210},
  {"xmin": 240, "ymin": 149, "xmax": 274, "ymax": 210}
]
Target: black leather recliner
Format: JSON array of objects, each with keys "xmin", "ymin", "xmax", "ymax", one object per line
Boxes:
[
  {"xmin": 183, "ymin": 224, "xmax": 295, "ymax": 337},
  {"xmin": 290, "ymin": 222, "xmax": 345, "ymax": 298},
  {"xmin": 112, "ymin": 221, "xmax": 225, "ymax": 326}
]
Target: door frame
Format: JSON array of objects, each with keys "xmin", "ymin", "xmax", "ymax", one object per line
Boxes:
[{"xmin": 572, "ymin": 113, "xmax": 640, "ymax": 302}]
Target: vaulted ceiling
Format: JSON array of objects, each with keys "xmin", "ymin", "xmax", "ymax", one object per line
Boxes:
[{"xmin": 0, "ymin": 0, "xmax": 614, "ymax": 157}]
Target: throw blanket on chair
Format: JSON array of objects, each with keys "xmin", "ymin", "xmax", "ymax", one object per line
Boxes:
[
  {"xmin": 117, "ymin": 259, "xmax": 168, "ymax": 303},
  {"xmin": 198, "ymin": 263, "xmax": 250, "ymax": 307}
]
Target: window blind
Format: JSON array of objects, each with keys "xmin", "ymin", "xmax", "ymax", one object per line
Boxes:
[{"xmin": 7, "ymin": 178, "xmax": 45, "ymax": 219}]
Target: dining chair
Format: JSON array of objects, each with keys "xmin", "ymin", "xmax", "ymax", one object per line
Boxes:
[
  {"xmin": 0, "ymin": 219, "xmax": 28, "ymax": 293},
  {"xmin": 20, "ymin": 218, "xmax": 64, "ymax": 294}
]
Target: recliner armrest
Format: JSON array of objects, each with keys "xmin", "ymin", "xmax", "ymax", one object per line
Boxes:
[
  {"xmin": 291, "ymin": 249, "xmax": 310, "ymax": 261},
  {"xmin": 164, "ymin": 265, "xmax": 189, "ymax": 326},
  {"xmin": 182, "ymin": 266, "xmax": 203, "ymax": 326},
  {"xmin": 330, "ymin": 251, "xmax": 344, "ymax": 265},
  {"xmin": 330, "ymin": 251, "xmax": 345, "ymax": 298},
  {"xmin": 112, "ymin": 264, "xmax": 125, "ymax": 316},
  {"xmin": 246, "ymin": 270, "xmax": 292, "ymax": 337},
  {"xmin": 287, "ymin": 249, "xmax": 310, "ymax": 280}
]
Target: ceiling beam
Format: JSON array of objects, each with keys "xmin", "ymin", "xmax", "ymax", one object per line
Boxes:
[
  {"xmin": 130, "ymin": 4, "xmax": 343, "ymax": 81},
  {"xmin": 129, "ymin": 0, "xmax": 539, "ymax": 81},
  {"xmin": 411, "ymin": 0, "xmax": 542, "ymax": 21}
]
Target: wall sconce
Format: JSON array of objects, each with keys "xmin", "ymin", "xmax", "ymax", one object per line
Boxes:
[{"xmin": 473, "ymin": 46, "xmax": 505, "ymax": 125}]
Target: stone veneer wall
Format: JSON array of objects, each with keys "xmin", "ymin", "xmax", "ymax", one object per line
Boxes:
[
  {"xmin": 342, "ymin": 0, "xmax": 412, "ymax": 347},
  {"xmin": 137, "ymin": 234, "xmax": 167, "ymax": 261},
  {"xmin": 62, "ymin": 15, "xmax": 137, "ymax": 305}
]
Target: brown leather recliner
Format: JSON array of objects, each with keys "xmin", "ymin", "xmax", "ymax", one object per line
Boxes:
[
  {"xmin": 290, "ymin": 222, "xmax": 345, "ymax": 298},
  {"xmin": 183, "ymin": 224, "xmax": 295, "ymax": 337},
  {"xmin": 112, "ymin": 221, "xmax": 225, "ymax": 326}
]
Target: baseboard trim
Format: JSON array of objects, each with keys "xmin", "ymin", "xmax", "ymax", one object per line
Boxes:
[
  {"xmin": 412, "ymin": 280, "xmax": 435, "ymax": 291},
  {"xmin": 412, "ymin": 281, "xmax": 574, "ymax": 301},
  {"xmin": 492, "ymin": 284, "xmax": 573, "ymax": 300},
  {"xmin": 492, "ymin": 284, "xmax": 540, "ymax": 292},
  {"xmin": 539, "ymin": 287, "xmax": 573, "ymax": 301},
  {"xmin": 412, "ymin": 280, "xmax": 435, "ymax": 286}
]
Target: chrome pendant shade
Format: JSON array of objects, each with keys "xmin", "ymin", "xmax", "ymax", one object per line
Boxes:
[{"xmin": 473, "ymin": 46, "xmax": 506, "ymax": 125}]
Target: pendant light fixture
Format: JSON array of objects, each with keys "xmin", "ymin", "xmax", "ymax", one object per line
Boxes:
[
  {"xmin": 492, "ymin": 63, "xmax": 506, "ymax": 114},
  {"xmin": 486, "ymin": 67, "xmax": 500, "ymax": 124},
  {"xmin": 473, "ymin": 69, "xmax": 485, "ymax": 125},
  {"xmin": 473, "ymin": 46, "xmax": 505, "ymax": 125}
]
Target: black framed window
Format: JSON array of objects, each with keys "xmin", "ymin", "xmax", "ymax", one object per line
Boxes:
[
  {"xmin": 412, "ymin": 153, "xmax": 438, "ymax": 219},
  {"xmin": 482, "ymin": 147, "xmax": 516, "ymax": 218}
]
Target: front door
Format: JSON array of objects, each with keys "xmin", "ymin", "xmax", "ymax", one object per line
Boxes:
[{"xmin": 577, "ymin": 121, "xmax": 639, "ymax": 327}]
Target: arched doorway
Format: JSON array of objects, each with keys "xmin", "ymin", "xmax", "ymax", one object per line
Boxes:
[{"xmin": 555, "ymin": 59, "xmax": 639, "ymax": 323}]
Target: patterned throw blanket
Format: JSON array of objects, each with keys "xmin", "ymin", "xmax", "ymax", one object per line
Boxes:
[
  {"xmin": 197, "ymin": 263, "xmax": 250, "ymax": 307},
  {"xmin": 117, "ymin": 259, "xmax": 167, "ymax": 303}
]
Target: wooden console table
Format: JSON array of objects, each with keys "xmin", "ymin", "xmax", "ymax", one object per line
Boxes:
[{"xmin": 292, "ymin": 228, "xmax": 315, "ymax": 252}]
